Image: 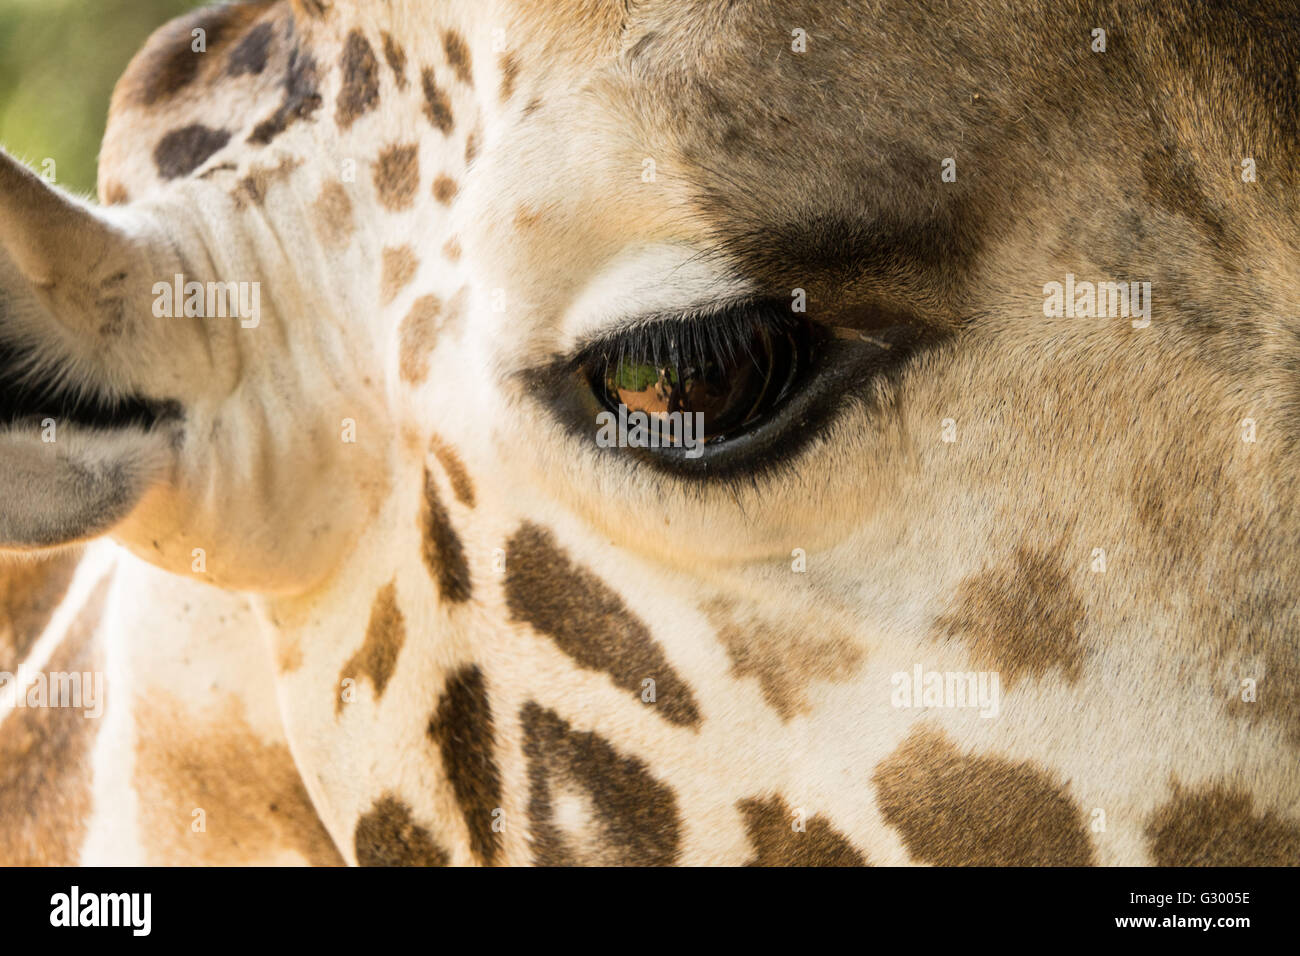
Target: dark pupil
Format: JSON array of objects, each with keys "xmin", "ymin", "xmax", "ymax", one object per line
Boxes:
[{"xmin": 603, "ymin": 327, "xmax": 783, "ymax": 442}]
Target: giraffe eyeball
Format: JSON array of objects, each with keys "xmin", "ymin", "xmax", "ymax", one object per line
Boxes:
[{"xmin": 582, "ymin": 304, "xmax": 812, "ymax": 448}]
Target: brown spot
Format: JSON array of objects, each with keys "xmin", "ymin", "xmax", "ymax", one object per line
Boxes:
[
  {"xmin": 380, "ymin": 246, "xmax": 419, "ymax": 305},
  {"xmin": 428, "ymin": 435, "xmax": 475, "ymax": 507},
  {"xmin": 873, "ymin": 725, "xmax": 1096, "ymax": 866},
  {"xmin": 101, "ymin": 180, "xmax": 130, "ymax": 206},
  {"xmin": 439, "ymin": 287, "xmax": 470, "ymax": 342},
  {"xmin": 441, "ymin": 237, "xmax": 462, "ymax": 262},
  {"xmin": 513, "ymin": 204, "xmax": 543, "ymax": 230},
  {"xmin": 336, "ymin": 581, "xmax": 406, "ymax": 716},
  {"xmin": 1147, "ymin": 782, "xmax": 1300, "ymax": 865},
  {"xmin": 290, "ymin": 0, "xmax": 330, "ymax": 18},
  {"xmin": 154, "ymin": 125, "xmax": 231, "ymax": 180},
  {"xmin": 135, "ymin": 690, "xmax": 343, "ymax": 865},
  {"xmin": 464, "ymin": 124, "xmax": 481, "ymax": 165},
  {"xmin": 232, "ymin": 155, "xmax": 303, "ymax": 209},
  {"xmin": 227, "ymin": 20, "xmax": 274, "ymax": 77},
  {"xmin": 381, "ymin": 33, "xmax": 408, "ymax": 88},
  {"xmin": 0, "ymin": 551, "xmax": 81, "ymax": 671},
  {"xmin": 421, "ymin": 68, "xmax": 455, "ymax": 134},
  {"xmin": 505, "ymin": 523, "xmax": 702, "ymax": 728},
  {"xmin": 498, "ymin": 52, "xmax": 519, "ymax": 102},
  {"xmin": 0, "ymin": 575, "xmax": 108, "ymax": 865},
  {"xmin": 432, "ymin": 174, "xmax": 459, "ymax": 205},
  {"xmin": 522, "ymin": 702, "xmax": 681, "ymax": 866},
  {"xmin": 1202, "ymin": 542, "xmax": 1300, "ymax": 746},
  {"xmin": 708, "ymin": 599, "xmax": 864, "ymax": 722},
  {"xmin": 354, "ymin": 795, "xmax": 449, "ymax": 866},
  {"xmin": 249, "ymin": 47, "xmax": 323, "ymax": 145},
  {"xmin": 1131, "ymin": 466, "xmax": 1228, "ymax": 557},
  {"xmin": 442, "ymin": 30, "xmax": 473, "ymax": 86},
  {"xmin": 336, "ymin": 29, "xmax": 380, "ymax": 129},
  {"xmin": 276, "ymin": 633, "xmax": 303, "ymax": 673},
  {"xmin": 522, "ymin": 96, "xmax": 544, "ymax": 117},
  {"xmin": 133, "ymin": 3, "xmax": 268, "ymax": 105},
  {"xmin": 312, "ymin": 181, "xmax": 354, "ymax": 248},
  {"xmin": 373, "ymin": 143, "xmax": 420, "ymax": 211},
  {"xmin": 738, "ymin": 795, "xmax": 868, "ymax": 866},
  {"xmin": 1140, "ymin": 142, "xmax": 1244, "ymax": 264},
  {"xmin": 1232, "ymin": 635, "xmax": 1300, "ymax": 747},
  {"xmin": 398, "ymin": 294, "xmax": 441, "ymax": 384},
  {"xmin": 429, "ymin": 665, "xmax": 502, "ymax": 865},
  {"xmin": 420, "ymin": 467, "xmax": 473, "ymax": 605},
  {"xmin": 934, "ymin": 546, "xmax": 1086, "ymax": 687}
]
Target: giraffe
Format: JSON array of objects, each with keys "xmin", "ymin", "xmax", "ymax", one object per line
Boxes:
[{"xmin": 1, "ymin": 0, "xmax": 1299, "ymax": 866}]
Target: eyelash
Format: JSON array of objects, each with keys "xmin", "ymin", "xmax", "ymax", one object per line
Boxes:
[{"xmin": 573, "ymin": 299, "xmax": 792, "ymax": 374}]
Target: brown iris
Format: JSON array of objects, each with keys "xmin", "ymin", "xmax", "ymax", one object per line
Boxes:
[{"xmin": 591, "ymin": 318, "xmax": 804, "ymax": 445}]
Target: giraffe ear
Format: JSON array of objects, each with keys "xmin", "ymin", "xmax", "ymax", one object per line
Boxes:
[
  {"xmin": 0, "ymin": 148, "xmax": 140, "ymax": 347},
  {"xmin": 0, "ymin": 425, "xmax": 173, "ymax": 551},
  {"xmin": 0, "ymin": 148, "xmax": 179, "ymax": 551}
]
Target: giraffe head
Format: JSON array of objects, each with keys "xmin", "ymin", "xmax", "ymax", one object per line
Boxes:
[{"xmin": 3, "ymin": 0, "xmax": 1299, "ymax": 864}]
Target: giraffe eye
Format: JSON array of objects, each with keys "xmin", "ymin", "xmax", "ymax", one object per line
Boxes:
[{"xmin": 584, "ymin": 305, "xmax": 812, "ymax": 447}]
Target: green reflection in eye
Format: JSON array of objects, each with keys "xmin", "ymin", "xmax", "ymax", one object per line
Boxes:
[{"xmin": 612, "ymin": 361, "xmax": 666, "ymax": 392}]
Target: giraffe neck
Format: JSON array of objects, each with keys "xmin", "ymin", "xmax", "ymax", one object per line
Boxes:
[{"xmin": 1, "ymin": 542, "xmax": 343, "ymax": 865}]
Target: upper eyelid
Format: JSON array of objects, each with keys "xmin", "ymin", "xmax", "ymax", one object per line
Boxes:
[
  {"xmin": 569, "ymin": 300, "xmax": 886, "ymax": 366},
  {"xmin": 555, "ymin": 243, "xmax": 754, "ymax": 350},
  {"xmin": 568, "ymin": 295, "xmax": 767, "ymax": 359}
]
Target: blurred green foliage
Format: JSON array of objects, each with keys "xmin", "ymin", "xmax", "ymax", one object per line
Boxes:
[{"xmin": 0, "ymin": 0, "xmax": 201, "ymax": 196}]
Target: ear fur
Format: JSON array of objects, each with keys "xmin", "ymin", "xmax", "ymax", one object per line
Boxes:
[{"xmin": 0, "ymin": 149, "xmax": 179, "ymax": 551}]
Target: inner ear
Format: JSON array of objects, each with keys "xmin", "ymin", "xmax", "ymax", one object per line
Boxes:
[{"xmin": 0, "ymin": 421, "xmax": 177, "ymax": 552}]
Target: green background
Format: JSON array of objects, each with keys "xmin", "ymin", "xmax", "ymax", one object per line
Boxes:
[{"xmin": 0, "ymin": 0, "xmax": 201, "ymax": 196}]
